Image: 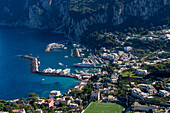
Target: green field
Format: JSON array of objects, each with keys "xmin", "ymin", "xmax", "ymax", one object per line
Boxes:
[
  {"xmin": 120, "ymin": 71, "xmax": 143, "ymax": 78},
  {"xmin": 84, "ymin": 102, "xmax": 124, "ymax": 113}
]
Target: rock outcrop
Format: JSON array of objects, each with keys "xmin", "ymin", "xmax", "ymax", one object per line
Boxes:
[{"xmin": 0, "ymin": 0, "xmax": 169, "ymax": 40}]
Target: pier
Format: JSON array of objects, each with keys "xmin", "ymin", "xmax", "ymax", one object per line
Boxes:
[
  {"xmin": 21, "ymin": 55, "xmax": 39, "ymax": 73},
  {"xmin": 75, "ymin": 49, "xmax": 81, "ymax": 57}
]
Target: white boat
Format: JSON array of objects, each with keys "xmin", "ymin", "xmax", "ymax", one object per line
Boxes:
[
  {"xmin": 55, "ymin": 69, "xmax": 62, "ymax": 74},
  {"xmin": 59, "ymin": 63, "xmax": 63, "ymax": 66},
  {"xmin": 74, "ymin": 62, "xmax": 95, "ymax": 68},
  {"xmin": 64, "ymin": 47, "xmax": 67, "ymax": 49},
  {"xmin": 42, "ymin": 79, "xmax": 45, "ymax": 81},
  {"xmin": 60, "ymin": 68, "xmax": 70, "ymax": 75},
  {"xmin": 64, "ymin": 56, "xmax": 68, "ymax": 58}
]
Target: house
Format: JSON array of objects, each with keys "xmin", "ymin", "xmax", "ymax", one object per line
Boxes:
[
  {"xmin": 135, "ymin": 69, "xmax": 147, "ymax": 75},
  {"xmin": 69, "ymin": 103, "xmax": 78, "ymax": 108},
  {"xmin": 49, "ymin": 90, "xmax": 61, "ymax": 99},
  {"xmin": 107, "ymin": 95, "xmax": 118, "ymax": 102},
  {"xmin": 109, "ymin": 74, "xmax": 119, "ymax": 83},
  {"xmin": 55, "ymin": 98, "xmax": 63, "ymax": 105},
  {"xmin": 80, "ymin": 82, "xmax": 87, "ymax": 86},
  {"xmin": 36, "ymin": 99, "xmax": 45, "ymax": 104},
  {"xmin": 158, "ymin": 90, "xmax": 170, "ymax": 97},
  {"xmin": 130, "ymin": 82, "xmax": 135, "ymax": 86},
  {"xmin": 54, "ymin": 111, "xmax": 63, "ymax": 113},
  {"xmin": 148, "ymin": 37, "xmax": 153, "ymax": 41},
  {"xmin": 95, "ymin": 82, "xmax": 103, "ymax": 88},
  {"xmin": 91, "ymin": 91, "xmax": 100, "ymax": 101},
  {"xmin": 74, "ymin": 85, "xmax": 84, "ymax": 90},
  {"xmin": 131, "ymin": 88, "xmax": 148, "ymax": 99},
  {"xmin": 44, "ymin": 98, "xmax": 54, "ymax": 107},
  {"xmin": 165, "ymin": 83, "xmax": 170, "ymax": 90},
  {"xmin": 98, "ymin": 71, "xmax": 108, "ymax": 77},
  {"xmin": 137, "ymin": 84, "xmax": 157, "ymax": 95},
  {"xmin": 34, "ymin": 109, "xmax": 43, "ymax": 113},
  {"xmin": 12, "ymin": 109, "xmax": 26, "ymax": 113},
  {"xmin": 162, "ymin": 34, "xmax": 170, "ymax": 40},
  {"xmin": 131, "ymin": 102, "xmax": 156, "ymax": 112}
]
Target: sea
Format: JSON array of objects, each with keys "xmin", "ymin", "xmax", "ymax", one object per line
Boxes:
[{"xmin": 0, "ymin": 27, "xmax": 81, "ymax": 100}]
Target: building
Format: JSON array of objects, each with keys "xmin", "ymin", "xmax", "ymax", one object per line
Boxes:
[
  {"xmin": 124, "ymin": 46, "xmax": 133, "ymax": 52},
  {"xmin": 135, "ymin": 69, "xmax": 147, "ymax": 75},
  {"xmin": 36, "ymin": 99, "xmax": 45, "ymax": 104},
  {"xmin": 69, "ymin": 103, "xmax": 78, "ymax": 108},
  {"xmin": 158, "ymin": 90, "xmax": 170, "ymax": 97},
  {"xmin": 137, "ymin": 84, "xmax": 157, "ymax": 95},
  {"xmin": 131, "ymin": 88, "xmax": 148, "ymax": 99},
  {"xmin": 162, "ymin": 34, "xmax": 170, "ymax": 40},
  {"xmin": 34, "ymin": 109, "xmax": 43, "ymax": 113},
  {"xmin": 49, "ymin": 90, "xmax": 61, "ymax": 99},
  {"xmin": 131, "ymin": 102, "xmax": 156, "ymax": 112},
  {"xmin": 44, "ymin": 98, "xmax": 54, "ymax": 107},
  {"xmin": 91, "ymin": 91, "xmax": 100, "ymax": 101},
  {"xmin": 12, "ymin": 109, "xmax": 26, "ymax": 113}
]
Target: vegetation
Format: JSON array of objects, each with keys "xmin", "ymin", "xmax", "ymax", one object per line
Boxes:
[{"xmin": 141, "ymin": 61, "xmax": 170, "ymax": 77}]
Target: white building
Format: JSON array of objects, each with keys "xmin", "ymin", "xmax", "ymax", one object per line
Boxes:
[
  {"xmin": 131, "ymin": 88, "xmax": 148, "ymax": 99},
  {"xmin": 162, "ymin": 34, "xmax": 170, "ymax": 40},
  {"xmin": 49, "ymin": 90, "xmax": 61, "ymax": 99},
  {"xmin": 124, "ymin": 46, "xmax": 133, "ymax": 52},
  {"xmin": 135, "ymin": 69, "xmax": 147, "ymax": 75},
  {"xmin": 137, "ymin": 84, "xmax": 157, "ymax": 95},
  {"xmin": 34, "ymin": 109, "xmax": 43, "ymax": 113},
  {"xmin": 69, "ymin": 103, "xmax": 78, "ymax": 108},
  {"xmin": 158, "ymin": 90, "xmax": 170, "ymax": 97},
  {"xmin": 91, "ymin": 91, "xmax": 100, "ymax": 101}
]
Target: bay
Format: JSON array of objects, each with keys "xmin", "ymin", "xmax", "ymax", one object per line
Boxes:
[{"xmin": 0, "ymin": 28, "xmax": 81, "ymax": 100}]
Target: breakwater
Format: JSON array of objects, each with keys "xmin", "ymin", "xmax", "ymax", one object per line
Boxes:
[{"xmin": 21, "ymin": 55, "xmax": 39, "ymax": 73}]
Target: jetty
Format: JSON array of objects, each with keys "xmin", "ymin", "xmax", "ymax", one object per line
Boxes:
[
  {"xmin": 21, "ymin": 55, "xmax": 39, "ymax": 73},
  {"xmin": 75, "ymin": 49, "xmax": 81, "ymax": 57},
  {"xmin": 21, "ymin": 55, "xmax": 82, "ymax": 81}
]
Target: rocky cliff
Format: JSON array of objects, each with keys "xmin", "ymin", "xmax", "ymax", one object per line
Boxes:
[{"xmin": 0, "ymin": 0, "xmax": 169, "ymax": 40}]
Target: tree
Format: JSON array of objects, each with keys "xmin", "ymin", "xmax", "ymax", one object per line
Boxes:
[
  {"xmin": 28, "ymin": 93, "xmax": 39, "ymax": 98},
  {"xmin": 0, "ymin": 103, "xmax": 4, "ymax": 111}
]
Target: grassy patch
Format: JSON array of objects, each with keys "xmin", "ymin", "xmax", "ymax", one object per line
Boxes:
[
  {"xmin": 84, "ymin": 102, "xmax": 124, "ymax": 113},
  {"xmin": 121, "ymin": 71, "xmax": 135, "ymax": 77}
]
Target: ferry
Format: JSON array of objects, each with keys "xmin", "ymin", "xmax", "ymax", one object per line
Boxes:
[{"xmin": 74, "ymin": 62, "xmax": 95, "ymax": 68}]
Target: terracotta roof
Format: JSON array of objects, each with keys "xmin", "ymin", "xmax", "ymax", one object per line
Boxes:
[{"xmin": 46, "ymin": 98, "xmax": 53, "ymax": 102}]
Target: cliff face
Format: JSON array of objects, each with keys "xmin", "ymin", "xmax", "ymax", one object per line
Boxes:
[{"xmin": 0, "ymin": 0, "xmax": 169, "ymax": 40}]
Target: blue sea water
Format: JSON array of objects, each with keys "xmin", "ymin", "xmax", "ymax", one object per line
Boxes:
[{"xmin": 0, "ymin": 28, "xmax": 81, "ymax": 100}]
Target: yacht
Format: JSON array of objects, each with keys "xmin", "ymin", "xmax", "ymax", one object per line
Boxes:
[
  {"xmin": 60, "ymin": 68, "xmax": 70, "ymax": 75},
  {"xmin": 74, "ymin": 62, "xmax": 95, "ymax": 68}
]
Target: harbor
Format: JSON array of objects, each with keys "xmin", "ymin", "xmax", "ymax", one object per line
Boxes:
[{"xmin": 21, "ymin": 55, "xmax": 82, "ymax": 81}]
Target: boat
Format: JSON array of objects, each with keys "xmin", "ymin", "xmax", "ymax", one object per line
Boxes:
[
  {"xmin": 60, "ymin": 68, "xmax": 71, "ymax": 75},
  {"xmin": 42, "ymin": 79, "xmax": 45, "ymax": 81},
  {"xmin": 64, "ymin": 47, "xmax": 67, "ymax": 49},
  {"xmin": 64, "ymin": 56, "xmax": 68, "ymax": 58},
  {"xmin": 55, "ymin": 69, "xmax": 62, "ymax": 74},
  {"xmin": 59, "ymin": 63, "xmax": 63, "ymax": 66},
  {"xmin": 74, "ymin": 62, "xmax": 95, "ymax": 68}
]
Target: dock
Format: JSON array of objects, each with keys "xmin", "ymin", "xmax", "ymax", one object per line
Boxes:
[
  {"xmin": 75, "ymin": 49, "xmax": 81, "ymax": 57},
  {"xmin": 35, "ymin": 71, "xmax": 82, "ymax": 81}
]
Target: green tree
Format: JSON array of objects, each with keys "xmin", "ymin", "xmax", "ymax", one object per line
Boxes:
[{"xmin": 0, "ymin": 103, "xmax": 5, "ymax": 111}]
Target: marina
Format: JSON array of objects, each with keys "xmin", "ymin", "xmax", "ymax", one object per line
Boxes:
[{"xmin": 21, "ymin": 55, "xmax": 82, "ymax": 81}]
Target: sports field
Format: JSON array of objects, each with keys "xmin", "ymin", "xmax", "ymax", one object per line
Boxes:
[{"xmin": 84, "ymin": 102, "xmax": 124, "ymax": 113}]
